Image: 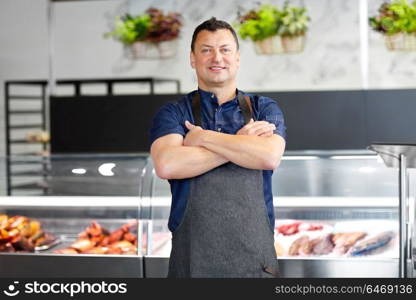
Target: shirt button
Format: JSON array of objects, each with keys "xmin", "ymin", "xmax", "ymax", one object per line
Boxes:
[
  {"xmin": 211, "ymin": 94, "xmax": 214, "ymax": 98},
  {"xmin": 217, "ymin": 128, "xmax": 222, "ymax": 132}
]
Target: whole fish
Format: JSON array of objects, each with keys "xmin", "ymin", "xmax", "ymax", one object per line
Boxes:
[{"xmin": 350, "ymin": 231, "xmax": 395, "ymax": 256}]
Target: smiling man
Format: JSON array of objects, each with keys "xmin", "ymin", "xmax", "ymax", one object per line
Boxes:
[{"xmin": 150, "ymin": 17, "xmax": 286, "ymax": 278}]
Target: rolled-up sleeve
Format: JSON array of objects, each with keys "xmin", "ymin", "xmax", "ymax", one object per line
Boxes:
[
  {"xmin": 258, "ymin": 97, "xmax": 286, "ymax": 139},
  {"xmin": 149, "ymin": 103, "xmax": 185, "ymax": 144}
]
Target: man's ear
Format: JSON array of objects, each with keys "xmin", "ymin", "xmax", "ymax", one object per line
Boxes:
[{"xmin": 190, "ymin": 51, "xmax": 195, "ymax": 69}]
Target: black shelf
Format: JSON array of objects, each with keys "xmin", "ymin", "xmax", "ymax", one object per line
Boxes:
[
  {"xmin": 9, "ymin": 124, "xmax": 44, "ymax": 129},
  {"xmin": 8, "ymin": 96, "xmax": 43, "ymax": 100},
  {"xmin": 5, "ymin": 80, "xmax": 48, "ymax": 195},
  {"xmin": 11, "ymin": 170, "xmax": 51, "ymax": 177},
  {"xmin": 8, "ymin": 160, "xmax": 50, "ymax": 165},
  {"xmin": 6, "ymin": 77, "xmax": 180, "ymax": 97},
  {"xmin": 12, "ymin": 151, "xmax": 50, "ymax": 156},
  {"xmin": 9, "ymin": 140, "xmax": 45, "ymax": 144},
  {"xmin": 9, "ymin": 110, "xmax": 43, "ymax": 114},
  {"xmin": 11, "ymin": 182, "xmax": 50, "ymax": 190}
]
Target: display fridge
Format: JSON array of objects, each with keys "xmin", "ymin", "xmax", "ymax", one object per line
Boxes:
[
  {"xmin": 143, "ymin": 150, "xmax": 414, "ymax": 278},
  {"xmin": 0, "ymin": 153, "xmax": 150, "ymax": 277}
]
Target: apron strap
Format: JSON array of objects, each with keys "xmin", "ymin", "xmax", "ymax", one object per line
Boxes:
[
  {"xmin": 191, "ymin": 92, "xmax": 203, "ymax": 127},
  {"xmin": 238, "ymin": 91, "xmax": 253, "ymax": 124},
  {"xmin": 191, "ymin": 90, "xmax": 253, "ymax": 128}
]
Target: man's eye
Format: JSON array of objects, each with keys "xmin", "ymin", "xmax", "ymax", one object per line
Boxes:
[
  {"xmin": 201, "ymin": 49, "xmax": 210, "ymax": 53},
  {"xmin": 222, "ymin": 48, "xmax": 231, "ymax": 53}
]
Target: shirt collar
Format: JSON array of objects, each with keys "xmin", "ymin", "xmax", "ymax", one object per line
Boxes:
[{"xmin": 197, "ymin": 87, "xmax": 240, "ymax": 106}]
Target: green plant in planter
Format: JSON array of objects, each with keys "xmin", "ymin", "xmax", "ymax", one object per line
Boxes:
[
  {"xmin": 278, "ymin": 1, "xmax": 310, "ymax": 37},
  {"xmin": 369, "ymin": 0, "xmax": 416, "ymax": 35},
  {"xmin": 235, "ymin": 4, "xmax": 281, "ymax": 42},
  {"xmin": 235, "ymin": 1, "xmax": 310, "ymax": 54},
  {"xmin": 104, "ymin": 8, "xmax": 182, "ymax": 45},
  {"xmin": 104, "ymin": 14, "xmax": 151, "ymax": 45}
]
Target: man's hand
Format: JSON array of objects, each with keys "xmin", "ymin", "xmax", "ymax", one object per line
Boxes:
[
  {"xmin": 184, "ymin": 120, "xmax": 204, "ymax": 147},
  {"xmin": 237, "ymin": 119, "xmax": 276, "ymax": 137}
]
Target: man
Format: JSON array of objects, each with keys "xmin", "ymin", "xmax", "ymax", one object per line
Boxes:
[{"xmin": 150, "ymin": 17, "xmax": 286, "ymax": 278}]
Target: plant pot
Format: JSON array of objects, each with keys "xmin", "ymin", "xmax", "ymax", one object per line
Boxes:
[
  {"xmin": 253, "ymin": 35, "xmax": 305, "ymax": 55},
  {"xmin": 129, "ymin": 40, "xmax": 178, "ymax": 59},
  {"xmin": 384, "ymin": 33, "xmax": 416, "ymax": 51},
  {"xmin": 157, "ymin": 40, "xmax": 178, "ymax": 58},
  {"xmin": 281, "ymin": 35, "xmax": 305, "ymax": 53},
  {"xmin": 254, "ymin": 36, "xmax": 283, "ymax": 55},
  {"xmin": 130, "ymin": 41, "xmax": 149, "ymax": 58}
]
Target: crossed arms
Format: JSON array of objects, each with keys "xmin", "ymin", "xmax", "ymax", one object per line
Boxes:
[{"xmin": 151, "ymin": 119, "xmax": 286, "ymax": 180}]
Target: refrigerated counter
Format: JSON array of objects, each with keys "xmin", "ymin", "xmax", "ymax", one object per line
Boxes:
[
  {"xmin": 1, "ymin": 151, "xmax": 413, "ymax": 278},
  {"xmin": 143, "ymin": 150, "xmax": 413, "ymax": 278},
  {"xmin": 0, "ymin": 154, "xmax": 152, "ymax": 277}
]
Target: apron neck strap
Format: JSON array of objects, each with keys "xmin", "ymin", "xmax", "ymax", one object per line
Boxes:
[
  {"xmin": 237, "ymin": 91, "xmax": 253, "ymax": 124},
  {"xmin": 191, "ymin": 90, "xmax": 253, "ymax": 127},
  {"xmin": 191, "ymin": 91, "xmax": 203, "ymax": 127}
]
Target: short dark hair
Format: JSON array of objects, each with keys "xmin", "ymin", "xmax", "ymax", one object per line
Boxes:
[{"xmin": 191, "ymin": 17, "xmax": 239, "ymax": 52}]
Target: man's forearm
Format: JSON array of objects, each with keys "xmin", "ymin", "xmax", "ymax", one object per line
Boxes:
[
  {"xmin": 200, "ymin": 131, "xmax": 284, "ymax": 170},
  {"xmin": 154, "ymin": 145, "xmax": 228, "ymax": 179}
]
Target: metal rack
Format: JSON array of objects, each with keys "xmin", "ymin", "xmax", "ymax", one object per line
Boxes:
[
  {"xmin": 4, "ymin": 77, "xmax": 181, "ymax": 195},
  {"xmin": 5, "ymin": 81, "xmax": 50, "ymax": 196}
]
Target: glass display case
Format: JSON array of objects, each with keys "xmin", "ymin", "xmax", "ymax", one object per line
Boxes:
[
  {"xmin": 2, "ymin": 151, "xmax": 413, "ymax": 278},
  {"xmin": 144, "ymin": 150, "xmax": 416, "ymax": 278},
  {"xmin": 272, "ymin": 150, "xmax": 401, "ymax": 277},
  {"xmin": 0, "ymin": 154, "xmax": 151, "ymax": 278}
]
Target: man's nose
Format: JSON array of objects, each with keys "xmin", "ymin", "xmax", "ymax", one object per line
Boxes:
[{"xmin": 212, "ymin": 49, "xmax": 222, "ymax": 62}]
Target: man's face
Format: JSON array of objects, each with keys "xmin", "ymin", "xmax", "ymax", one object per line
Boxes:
[{"xmin": 190, "ymin": 29, "xmax": 240, "ymax": 89}]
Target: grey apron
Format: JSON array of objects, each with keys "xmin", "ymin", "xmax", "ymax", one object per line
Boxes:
[{"xmin": 168, "ymin": 91, "xmax": 279, "ymax": 278}]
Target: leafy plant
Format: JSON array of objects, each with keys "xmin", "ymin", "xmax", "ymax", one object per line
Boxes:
[
  {"xmin": 369, "ymin": 0, "xmax": 416, "ymax": 35},
  {"xmin": 104, "ymin": 14, "xmax": 151, "ymax": 45},
  {"xmin": 235, "ymin": 4, "xmax": 281, "ymax": 42},
  {"xmin": 279, "ymin": 1, "xmax": 310, "ymax": 37},
  {"xmin": 146, "ymin": 8, "xmax": 182, "ymax": 42},
  {"xmin": 105, "ymin": 8, "xmax": 182, "ymax": 45},
  {"xmin": 235, "ymin": 1, "xmax": 310, "ymax": 42}
]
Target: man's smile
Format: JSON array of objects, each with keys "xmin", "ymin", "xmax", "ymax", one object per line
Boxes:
[{"xmin": 208, "ymin": 66, "xmax": 226, "ymax": 72}]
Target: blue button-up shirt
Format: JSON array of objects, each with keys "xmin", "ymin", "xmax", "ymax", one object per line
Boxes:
[{"xmin": 150, "ymin": 89, "xmax": 286, "ymax": 232}]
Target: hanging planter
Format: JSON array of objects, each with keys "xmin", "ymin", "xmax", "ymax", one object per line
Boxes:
[
  {"xmin": 281, "ymin": 35, "xmax": 305, "ymax": 53},
  {"xmin": 105, "ymin": 8, "xmax": 182, "ymax": 59},
  {"xmin": 157, "ymin": 39, "xmax": 179, "ymax": 58},
  {"xmin": 129, "ymin": 41, "xmax": 149, "ymax": 58},
  {"xmin": 235, "ymin": 1, "xmax": 310, "ymax": 55},
  {"xmin": 128, "ymin": 39, "xmax": 179, "ymax": 59},
  {"xmin": 369, "ymin": 0, "xmax": 416, "ymax": 52},
  {"xmin": 254, "ymin": 36, "xmax": 282, "ymax": 55},
  {"xmin": 384, "ymin": 33, "xmax": 416, "ymax": 51},
  {"xmin": 252, "ymin": 35, "xmax": 305, "ymax": 55},
  {"xmin": 236, "ymin": 4, "xmax": 281, "ymax": 55}
]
